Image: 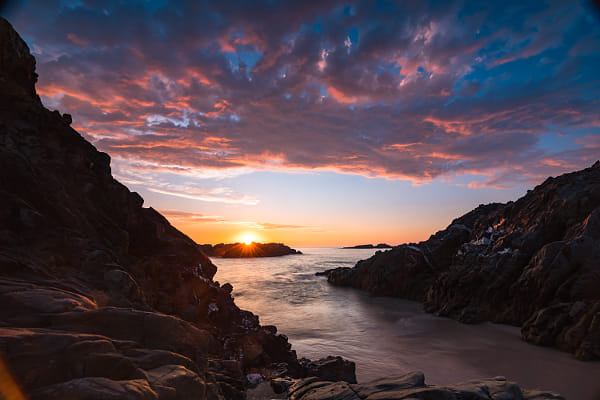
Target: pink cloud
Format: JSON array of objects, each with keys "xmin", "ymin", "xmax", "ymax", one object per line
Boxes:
[
  {"xmin": 13, "ymin": 0, "xmax": 597, "ymax": 192},
  {"xmin": 575, "ymin": 134, "xmax": 600, "ymax": 148}
]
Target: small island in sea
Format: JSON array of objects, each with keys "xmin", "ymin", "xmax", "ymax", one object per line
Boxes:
[
  {"xmin": 342, "ymin": 243, "xmax": 393, "ymax": 249},
  {"xmin": 199, "ymin": 242, "xmax": 302, "ymax": 258}
]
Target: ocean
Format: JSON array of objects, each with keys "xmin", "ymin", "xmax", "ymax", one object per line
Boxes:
[{"xmin": 214, "ymin": 247, "xmax": 600, "ymax": 399}]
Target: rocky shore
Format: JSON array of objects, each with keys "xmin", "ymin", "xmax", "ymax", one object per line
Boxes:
[
  {"xmin": 321, "ymin": 162, "xmax": 600, "ymax": 361},
  {"xmin": 0, "ymin": 17, "xmax": 567, "ymax": 399},
  {"xmin": 199, "ymin": 243, "xmax": 302, "ymax": 258}
]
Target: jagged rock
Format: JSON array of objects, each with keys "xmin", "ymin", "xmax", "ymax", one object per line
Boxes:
[
  {"xmin": 327, "ymin": 245, "xmax": 436, "ymax": 300},
  {"xmin": 521, "ymin": 301, "xmax": 600, "ymax": 360},
  {"xmin": 0, "ymin": 17, "xmax": 39, "ymax": 101},
  {"xmin": 320, "ymin": 162, "xmax": 600, "ymax": 359},
  {"xmin": 300, "ymin": 356, "xmax": 357, "ymax": 384}
]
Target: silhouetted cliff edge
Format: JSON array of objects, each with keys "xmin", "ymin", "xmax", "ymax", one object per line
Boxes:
[{"xmin": 322, "ymin": 161, "xmax": 600, "ymax": 360}]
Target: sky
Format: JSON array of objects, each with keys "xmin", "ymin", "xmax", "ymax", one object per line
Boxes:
[{"xmin": 2, "ymin": 0, "xmax": 599, "ymax": 246}]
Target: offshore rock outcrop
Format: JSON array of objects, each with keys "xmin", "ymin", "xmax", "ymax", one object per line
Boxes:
[
  {"xmin": 342, "ymin": 243, "xmax": 392, "ymax": 249},
  {"xmin": 199, "ymin": 242, "xmax": 302, "ymax": 258},
  {"xmin": 322, "ymin": 162, "xmax": 600, "ymax": 360},
  {"xmin": 0, "ymin": 17, "xmax": 349, "ymax": 400}
]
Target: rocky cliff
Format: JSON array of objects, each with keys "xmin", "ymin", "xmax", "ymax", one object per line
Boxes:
[
  {"xmin": 323, "ymin": 162, "xmax": 600, "ymax": 360},
  {"xmin": 0, "ymin": 17, "xmax": 345, "ymax": 400}
]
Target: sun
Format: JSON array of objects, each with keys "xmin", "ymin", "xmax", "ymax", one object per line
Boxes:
[{"xmin": 241, "ymin": 234, "xmax": 256, "ymax": 245}]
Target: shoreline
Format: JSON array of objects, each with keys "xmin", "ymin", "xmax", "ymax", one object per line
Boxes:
[{"xmin": 215, "ymin": 248, "xmax": 600, "ymax": 399}]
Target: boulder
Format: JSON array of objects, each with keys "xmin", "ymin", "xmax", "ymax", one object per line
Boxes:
[{"xmin": 300, "ymin": 356, "xmax": 357, "ymax": 383}]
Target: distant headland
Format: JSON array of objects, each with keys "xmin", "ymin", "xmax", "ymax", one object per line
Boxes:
[
  {"xmin": 342, "ymin": 243, "xmax": 393, "ymax": 249},
  {"xmin": 199, "ymin": 242, "xmax": 302, "ymax": 258}
]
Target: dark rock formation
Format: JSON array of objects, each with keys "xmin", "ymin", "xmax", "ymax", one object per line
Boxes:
[
  {"xmin": 321, "ymin": 163, "xmax": 600, "ymax": 360},
  {"xmin": 342, "ymin": 243, "xmax": 392, "ymax": 249},
  {"xmin": 282, "ymin": 372, "xmax": 564, "ymax": 400},
  {"xmin": 299, "ymin": 356, "xmax": 357, "ymax": 384},
  {"xmin": 199, "ymin": 242, "xmax": 302, "ymax": 258},
  {"xmin": 0, "ymin": 17, "xmax": 321, "ymax": 399}
]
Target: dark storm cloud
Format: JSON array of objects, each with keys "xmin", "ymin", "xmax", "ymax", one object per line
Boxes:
[{"xmin": 4, "ymin": 0, "xmax": 600, "ymax": 186}]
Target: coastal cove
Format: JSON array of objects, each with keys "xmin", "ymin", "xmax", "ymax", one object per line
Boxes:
[
  {"xmin": 214, "ymin": 247, "xmax": 600, "ymax": 400},
  {"xmin": 2, "ymin": 1, "xmax": 600, "ymax": 398}
]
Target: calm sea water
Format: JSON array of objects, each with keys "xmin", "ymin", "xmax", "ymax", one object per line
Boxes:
[{"xmin": 214, "ymin": 247, "xmax": 600, "ymax": 400}]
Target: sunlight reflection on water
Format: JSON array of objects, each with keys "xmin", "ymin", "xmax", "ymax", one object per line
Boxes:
[{"xmin": 214, "ymin": 247, "xmax": 600, "ymax": 400}]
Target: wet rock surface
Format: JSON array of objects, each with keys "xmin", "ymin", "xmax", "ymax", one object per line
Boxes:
[
  {"xmin": 322, "ymin": 161, "xmax": 600, "ymax": 360},
  {"xmin": 299, "ymin": 357, "xmax": 357, "ymax": 384},
  {"xmin": 284, "ymin": 372, "xmax": 564, "ymax": 400}
]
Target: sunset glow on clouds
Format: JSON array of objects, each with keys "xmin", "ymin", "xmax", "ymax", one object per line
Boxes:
[{"xmin": 4, "ymin": 0, "xmax": 600, "ymax": 245}]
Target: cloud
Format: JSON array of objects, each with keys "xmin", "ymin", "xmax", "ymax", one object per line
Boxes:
[
  {"xmin": 112, "ymin": 158, "xmax": 259, "ymax": 205},
  {"xmin": 158, "ymin": 209, "xmax": 321, "ymax": 231},
  {"xmin": 575, "ymin": 133, "xmax": 600, "ymax": 148},
  {"xmin": 258, "ymin": 222, "xmax": 314, "ymax": 230},
  {"xmin": 4, "ymin": 0, "xmax": 599, "ymax": 189},
  {"xmin": 159, "ymin": 210, "xmax": 226, "ymax": 224},
  {"xmin": 146, "ymin": 186, "xmax": 259, "ymax": 205}
]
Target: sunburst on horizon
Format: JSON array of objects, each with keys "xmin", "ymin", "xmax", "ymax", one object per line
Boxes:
[{"xmin": 241, "ymin": 234, "xmax": 257, "ymax": 245}]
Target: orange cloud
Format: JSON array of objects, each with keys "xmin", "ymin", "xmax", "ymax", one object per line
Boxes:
[
  {"xmin": 327, "ymin": 86, "xmax": 358, "ymax": 104},
  {"xmin": 159, "ymin": 209, "xmax": 319, "ymax": 232},
  {"xmin": 423, "ymin": 117, "xmax": 474, "ymax": 136}
]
